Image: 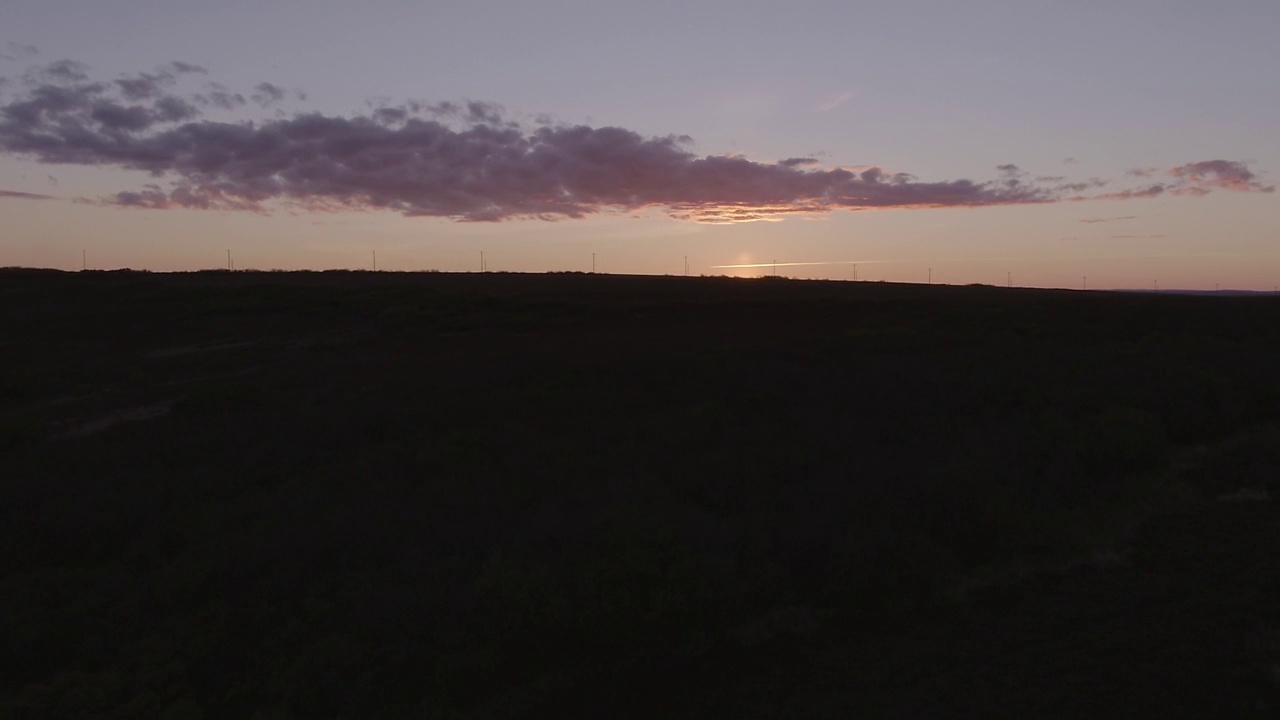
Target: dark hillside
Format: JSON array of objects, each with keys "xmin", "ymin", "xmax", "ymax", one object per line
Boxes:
[{"xmin": 3, "ymin": 269, "xmax": 1279, "ymax": 717}]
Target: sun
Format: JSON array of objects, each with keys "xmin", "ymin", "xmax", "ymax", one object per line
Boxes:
[{"xmin": 724, "ymin": 253, "xmax": 762, "ymax": 278}]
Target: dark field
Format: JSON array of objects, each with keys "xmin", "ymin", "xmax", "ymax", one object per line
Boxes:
[{"xmin": 3, "ymin": 268, "xmax": 1280, "ymax": 718}]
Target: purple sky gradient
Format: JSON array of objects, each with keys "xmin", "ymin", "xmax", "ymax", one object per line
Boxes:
[{"xmin": 1, "ymin": 0, "xmax": 1277, "ymax": 288}]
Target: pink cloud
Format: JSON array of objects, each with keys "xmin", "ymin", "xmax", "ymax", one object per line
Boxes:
[
  {"xmin": 1082, "ymin": 184, "xmax": 1168, "ymax": 201},
  {"xmin": 1168, "ymin": 160, "xmax": 1274, "ymax": 193},
  {"xmin": 1079, "ymin": 215, "xmax": 1137, "ymax": 224},
  {"xmin": 0, "ymin": 61, "xmax": 1272, "ymax": 223},
  {"xmin": 0, "ymin": 188, "xmax": 54, "ymax": 200}
]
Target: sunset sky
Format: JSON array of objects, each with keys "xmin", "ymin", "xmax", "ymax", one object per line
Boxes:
[{"xmin": 2, "ymin": 0, "xmax": 1277, "ymax": 289}]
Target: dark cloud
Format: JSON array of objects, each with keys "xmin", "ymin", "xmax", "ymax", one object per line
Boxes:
[
  {"xmin": 195, "ymin": 83, "xmax": 247, "ymax": 110},
  {"xmin": 0, "ymin": 66, "xmax": 1059, "ymax": 221},
  {"xmin": 91, "ymin": 117, "xmax": 1058, "ymax": 221},
  {"xmin": 0, "ymin": 62, "xmax": 1271, "ymax": 222},
  {"xmin": 166, "ymin": 61, "xmax": 206, "ymax": 75},
  {"xmin": 371, "ymin": 106, "xmax": 409, "ymax": 125},
  {"xmin": 90, "ymin": 101, "xmax": 157, "ymax": 131},
  {"xmin": 107, "ymin": 62, "xmax": 205, "ymax": 102},
  {"xmin": 1, "ymin": 78, "xmax": 196, "ymax": 139},
  {"xmin": 375, "ymin": 99, "xmax": 513, "ymax": 126},
  {"xmin": 6, "ymin": 43, "xmax": 39, "ymax": 57},
  {"xmin": 251, "ymin": 82, "xmax": 286, "ymax": 107},
  {"xmin": 153, "ymin": 95, "xmax": 200, "ymax": 122},
  {"xmin": 0, "ymin": 188, "xmax": 54, "ymax": 200},
  {"xmin": 25, "ymin": 59, "xmax": 90, "ymax": 84},
  {"xmin": 116, "ymin": 74, "xmax": 169, "ymax": 101},
  {"xmin": 465, "ymin": 101, "xmax": 503, "ymax": 125}
]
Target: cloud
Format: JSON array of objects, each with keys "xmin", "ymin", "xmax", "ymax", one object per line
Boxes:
[
  {"xmin": 1086, "ymin": 184, "xmax": 1167, "ymax": 201},
  {"xmin": 0, "ymin": 64, "xmax": 1058, "ymax": 221},
  {"xmin": 251, "ymin": 82, "xmax": 286, "ymax": 107},
  {"xmin": 6, "ymin": 43, "xmax": 39, "ymax": 57},
  {"xmin": 115, "ymin": 73, "xmax": 171, "ymax": 101},
  {"xmin": 1079, "ymin": 215, "xmax": 1137, "ymax": 224},
  {"xmin": 167, "ymin": 61, "xmax": 206, "ymax": 75},
  {"xmin": 0, "ymin": 61, "xmax": 1272, "ymax": 223},
  {"xmin": 1169, "ymin": 160, "xmax": 1273, "ymax": 192},
  {"xmin": 24, "ymin": 59, "xmax": 89, "ymax": 84},
  {"xmin": 194, "ymin": 82, "xmax": 247, "ymax": 110},
  {"xmin": 0, "ymin": 188, "xmax": 55, "ymax": 200},
  {"xmin": 113, "ymin": 63, "xmax": 201, "ymax": 99},
  {"xmin": 464, "ymin": 100, "xmax": 503, "ymax": 125},
  {"xmin": 1081, "ymin": 161, "xmax": 1273, "ymax": 202},
  {"xmin": 1124, "ymin": 161, "xmax": 1271, "ymax": 192}
]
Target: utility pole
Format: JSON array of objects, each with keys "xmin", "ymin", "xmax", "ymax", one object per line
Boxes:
[
  {"xmin": 853, "ymin": 263, "xmax": 858, "ymax": 281},
  {"xmin": 480, "ymin": 251, "xmax": 485, "ymax": 273},
  {"xmin": 227, "ymin": 249, "xmax": 232, "ymax": 271},
  {"xmin": 684, "ymin": 256, "xmax": 689, "ymax": 276}
]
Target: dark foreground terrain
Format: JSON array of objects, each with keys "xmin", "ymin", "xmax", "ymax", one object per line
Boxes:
[{"xmin": 3, "ymin": 268, "xmax": 1279, "ymax": 718}]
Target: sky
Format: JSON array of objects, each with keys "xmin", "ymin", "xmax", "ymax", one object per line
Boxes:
[{"xmin": 1, "ymin": 0, "xmax": 1277, "ymax": 289}]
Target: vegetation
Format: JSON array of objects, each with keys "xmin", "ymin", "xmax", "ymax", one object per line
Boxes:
[{"xmin": 3, "ymin": 268, "xmax": 1279, "ymax": 717}]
